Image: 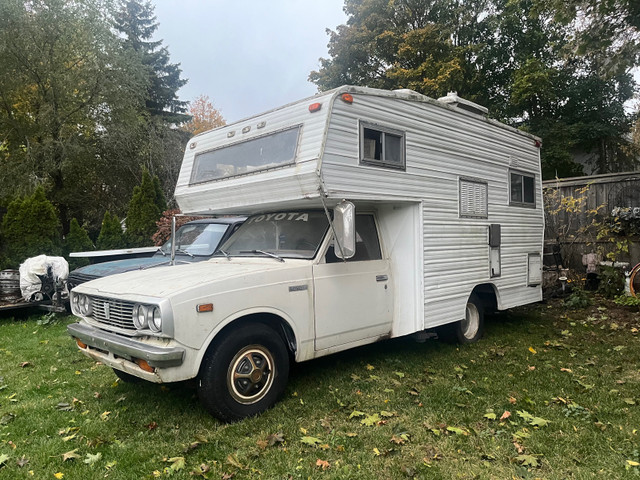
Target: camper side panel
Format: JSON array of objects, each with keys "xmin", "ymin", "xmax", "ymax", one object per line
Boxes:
[{"xmin": 321, "ymin": 95, "xmax": 543, "ymax": 331}]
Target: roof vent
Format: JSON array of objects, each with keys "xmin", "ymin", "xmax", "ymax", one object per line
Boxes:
[{"xmin": 437, "ymin": 92, "xmax": 488, "ymax": 116}]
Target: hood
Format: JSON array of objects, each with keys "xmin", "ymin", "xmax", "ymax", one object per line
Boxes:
[
  {"xmin": 76, "ymin": 259, "xmax": 303, "ymax": 298},
  {"xmin": 70, "ymin": 256, "xmax": 171, "ymax": 278}
]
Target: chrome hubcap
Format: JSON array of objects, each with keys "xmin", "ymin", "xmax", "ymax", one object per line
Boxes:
[{"xmin": 228, "ymin": 346, "xmax": 274, "ymax": 404}]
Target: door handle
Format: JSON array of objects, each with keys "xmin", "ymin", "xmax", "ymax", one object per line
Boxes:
[{"xmin": 376, "ymin": 275, "xmax": 388, "ymax": 282}]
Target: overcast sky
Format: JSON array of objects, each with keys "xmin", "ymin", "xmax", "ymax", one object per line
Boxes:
[{"xmin": 152, "ymin": 0, "xmax": 348, "ymax": 123}]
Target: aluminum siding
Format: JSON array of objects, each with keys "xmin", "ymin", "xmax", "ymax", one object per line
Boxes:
[{"xmin": 321, "ymin": 94, "xmax": 543, "ymax": 329}]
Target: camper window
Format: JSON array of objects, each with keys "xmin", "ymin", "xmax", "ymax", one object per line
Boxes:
[
  {"xmin": 190, "ymin": 126, "xmax": 301, "ymax": 184},
  {"xmin": 509, "ymin": 171, "xmax": 536, "ymax": 207},
  {"xmin": 359, "ymin": 123, "xmax": 405, "ymax": 170}
]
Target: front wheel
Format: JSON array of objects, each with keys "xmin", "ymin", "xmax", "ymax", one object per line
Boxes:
[
  {"xmin": 438, "ymin": 294, "xmax": 485, "ymax": 344},
  {"xmin": 198, "ymin": 323, "xmax": 289, "ymax": 422}
]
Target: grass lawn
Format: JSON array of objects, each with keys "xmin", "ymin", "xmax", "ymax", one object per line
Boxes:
[{"xmin": 0, "ymin": 296, "xmax": 639, "ymax": 479}]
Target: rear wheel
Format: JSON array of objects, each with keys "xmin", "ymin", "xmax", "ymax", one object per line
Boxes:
[
  {"xmin": 438, "ymin": 294, "xmax": 485, "ymax": 344},
  {"xmin": 198, "ymin": 323, "xmax": 289, "ymax": 422}
]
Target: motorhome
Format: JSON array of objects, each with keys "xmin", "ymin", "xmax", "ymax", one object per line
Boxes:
[{"xmin": 68, "ymin": 86, "xmax": 544, "ymax": 422}]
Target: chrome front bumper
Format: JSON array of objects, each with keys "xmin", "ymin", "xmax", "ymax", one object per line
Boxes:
[{"xmin": 67, "ymin": 322, "xmax": 184, "ymax": 368}]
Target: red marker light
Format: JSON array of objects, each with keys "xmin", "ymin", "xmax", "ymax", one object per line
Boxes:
[
  {"xmin": 341, "ymin": 93, "xmax": 354, "ymax": 104},
  {"xmin": 308, "ymin": 103, "xmax": 322, "ymax": 113}
]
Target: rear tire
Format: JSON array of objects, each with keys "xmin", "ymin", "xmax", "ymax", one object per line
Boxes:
[
  {"xmin": 198, "ymin": 323, "xmax": 289, "ymax": 423},
  {"xmin": 438, "ymin": 294, "xmax": 485, "ymax": 344}
]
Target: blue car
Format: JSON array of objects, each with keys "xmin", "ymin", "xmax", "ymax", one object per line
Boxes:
[{"xmin": 67, "ymin": 217, "xmax": 246, "ymax": 290}]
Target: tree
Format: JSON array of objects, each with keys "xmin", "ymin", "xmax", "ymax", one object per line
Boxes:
[
  {"xmin": 125, "ymin": 169, "xmax": 167, "ymax": 247},
  {"xmin": 182, "ymin": 95, "xmax": 226, "ymax": 135},
  {"xmin": 0, "ymin": 187, "xmax": 60, "ymax": 268},
  {"xmin": 96, "ymin": 211, "xmax": 126, "ymax": 250},
  {"xmin": 0, "ymin": 0, "xmax": 148, "ymax": 232},
  {"xmin": 310, "ymin": 0, "xmax": 639, "ymax": 178},
  {"xmin": 114, "ymin": 0, "xmax": 188, "ymax": 121},
  {"xmin": 113, "ymin": 0, "xmax": 191, "ymax": 204},
  {"xmin": 64, "ymin": 218, "xmax": 94, "ymax": 269}
]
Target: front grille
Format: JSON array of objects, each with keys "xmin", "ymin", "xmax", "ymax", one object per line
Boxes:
[
  {"xmin": 90, "ymin": 297, "xmax": 135, "ymax": 331},
  {"xmin": 68, "ymin": 272, "xmax": 99, "ymax": 289}
]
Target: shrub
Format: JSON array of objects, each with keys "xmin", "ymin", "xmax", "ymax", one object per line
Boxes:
[
  {"xmin": 564, "ymin": 288, "xmax": 592, "ymax": 309},
  {"xmin": 597, "ymin": 266, "xmax": 625, "ymax": 298},
  {"xmin": 0, "ymin": 187, "xmax": 61, "ymax": 268},
  {"xmin": 126, "ymin": 169, "xmax": 166, "ymax": 247},
  {"xmin": 64, "ymin": 218, "xmax": 94, "ymax": 269},
  {"xmin": 96, "ymin": 211, "xmax": 126, "ymax": 250}
]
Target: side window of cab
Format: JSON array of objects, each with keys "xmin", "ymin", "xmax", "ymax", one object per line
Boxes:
[{"xmin": 326, "ymin": 214, "xmax": 381, "ymax": 263}]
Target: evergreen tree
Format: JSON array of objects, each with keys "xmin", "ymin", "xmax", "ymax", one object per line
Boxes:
[
  {"xmin": 0, "ymin": 187, "xmax": 61, "ymax": 268},
  {"xmin": 64, "ymin": 218, "xmax": 94, "ymax": 269},
  {"xmin": 126, "ymin": 169, "xmax": 166, "ymax": 247},
  {"xmin": 114, "ymin": 0, "xmax": 188, "ymax": 121},
  {"xmin": 96, "ymin": 211, "xmax": 126, "ymax": 250}
]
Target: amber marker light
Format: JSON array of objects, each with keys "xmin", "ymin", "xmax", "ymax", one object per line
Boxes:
[
  {"xmin": 196, "ymin": 303, "xmax": 214, "ymax": 313},
  {"xmin": 341, "ymin": 93, "xmax": 354, "ymax": 104},
  {"xmin": 308, "ymin": 102, "xmax": 322, "ymax": 113},
  {"xmin": 135, "ymin": 359, "xmax": 154, "ymax": 373},
  {"xmin": 75, "ymin": 338, "xmax": 87, "ymax": 349}
]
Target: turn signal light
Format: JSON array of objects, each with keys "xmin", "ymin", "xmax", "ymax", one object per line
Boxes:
[
  {"xmin": 135, "ymin": 358, "xmax": 154, "ymax": 373},
  {"xmin": 196, "ymin": 303, "xmax": 214, "ymax": 313},
  {"xmin": 75, "ymin": 338, "xmax": 87, "ymax": 349},
  {"xmin": 308, "ymin": 102, "xmax": 322, "ymax": 113}
]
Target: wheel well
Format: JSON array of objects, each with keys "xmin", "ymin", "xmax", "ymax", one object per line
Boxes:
[
  {"xmin": 205, "ymin": 313, "xmax": 297, "ymax": 361},
  {"xmin": 472, "ymin": 284, "xmax": 498, "ymax": 313}
]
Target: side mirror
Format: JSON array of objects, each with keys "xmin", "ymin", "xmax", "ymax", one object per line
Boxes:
[{"xmin": 333, "ymin": 201, "xmax": 355, "ymax": 259}]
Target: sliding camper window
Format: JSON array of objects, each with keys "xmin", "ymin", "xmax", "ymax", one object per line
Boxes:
[
  {"xmin": 509, "ymin": 170, "xmax": 536, "ymax": 207},
  {"xmin": 189, "ymin": 126, "xmax": 301, "ymax": 184},
  {"xmin": 359, "ymin": 122, "xmax": 405, "ymax": 170}
]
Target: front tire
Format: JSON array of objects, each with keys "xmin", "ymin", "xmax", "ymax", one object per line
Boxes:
[{"xmin": 198, "ymin": 323, "xmax": 289, "ymax": 422}]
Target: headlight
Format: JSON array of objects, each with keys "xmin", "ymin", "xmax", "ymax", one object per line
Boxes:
[
  {"xmin": 133, "ymin": 304, "xmax": 149, "ymax": 329},
  {"xmin": 78, "ymin": 294, "xmax": 92, "ymax": 316},
  {"xmin": 149, "ymin": 307, "xmax": 162, "ymax": 333},
  {"xmin": 71, "ymin": 293, "xmax": 80, "ymax": 311}
]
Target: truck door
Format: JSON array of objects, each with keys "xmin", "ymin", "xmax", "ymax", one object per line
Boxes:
[{"xmin": 313, "ymin": 214, "xmax": 393, "ymax": 351}]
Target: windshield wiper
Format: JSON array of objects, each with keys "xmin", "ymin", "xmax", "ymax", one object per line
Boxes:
[
  {"xmin": 176, "ymin": 248, "xmax": 194, "ymax": 258},
  {"xmin": 216, "ymin": 249, "xmax": 231, "ymax": 260},
  {"xmin": 240, "ymin": 250, "xmax": 285, "ymax": 262}
]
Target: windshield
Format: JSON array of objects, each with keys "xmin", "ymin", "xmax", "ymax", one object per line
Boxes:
[
  {"xmin": 218, "ymin": 212, "xmax": 328, "ymax": 259},
  {"xmin": 159, "ymin": 223, "xmax": 229, "ymax": 257}
]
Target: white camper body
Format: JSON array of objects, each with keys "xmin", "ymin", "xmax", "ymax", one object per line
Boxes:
[
  {"xmin": 176, "ymin": 86, "xmax": 543, "ymax": 336},
  {"xmin": 69, "ymin": 86, "xmax": 543, "ymax": 422}
]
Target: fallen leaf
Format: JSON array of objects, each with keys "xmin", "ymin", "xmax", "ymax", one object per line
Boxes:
[
  {"xmin": 508, "ymin": 396, "xmax": 517, "ymax": 405},
  {"xmin": 84, "ymin": 453, "xmax": 102, "ymax": 465},
  {"xmin": 146, "ymin": 421, "xmax": 158, "ymax": 430},
  {"xmin": 515, "ymin": 454, "xmax": 541, "ymax": 468},
  {"xmin": 17, "ymin": 456, "xmax": 29, "ymax": 468},
  {"xmin": 528, "ymin": 347, "xmax": 537, "ymax": 354},
  {"xmin": 166, "ymin": 456, "xmax": 185, "ymax": 473},
  {"xmin": 316, "ymin": 459, "xmax": 330, "ymax": 470},
  {"xmin": 300, "ymin": 436, "xmax": 322, "ymax": 447},
  {"xmin": 62, "ymin": 449, "xmax": 80, "ymax": 462},
  {"xmin": 225, "ymin": 454, "xmax": 243, "ymax": 469},
  {"xmin": 366, "ymin": 364, "xmax": 375, "ymax": 370},
  {"xmin": 500, "ymin": 411, "xmax": 511, "ymax": 421},
  {"xmin": 361, "ymin": 413, "xmax": 381, "ymax": 427},
  {"xmin": 0, "ymin": 454, "xmax": 8, "ymax": 466},
  {"xmin": 54, "ymin": 473, "xmax": 64, "ymax": 479},
  {"xmin": 20, "ymin": 362, "xmax": 31, "ymax": 368}
]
